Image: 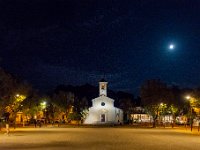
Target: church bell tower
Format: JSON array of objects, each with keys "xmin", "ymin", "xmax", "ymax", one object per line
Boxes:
[{"xmin": 99, "ymin": 79, "xmax": 107, "ymax": 96}]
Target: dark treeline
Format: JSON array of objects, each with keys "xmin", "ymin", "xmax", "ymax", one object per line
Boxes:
[
  {"xmin": 50, "ymin": 83, "xmax": 137, "ymax": 122},
  {"xmin": 53, "ymin": 83, "xmax": 136, "ymax": 108},
  {"xmin": 1, "ymin": 67, "xmax": 200, "ymax": 127},
  {"xmin": 0, "ymin": 67, "xmax": 136, "ymax": 124},
  {"xmin": 140, "ymin": 79, "xmax": 200, "ymax": 127}
]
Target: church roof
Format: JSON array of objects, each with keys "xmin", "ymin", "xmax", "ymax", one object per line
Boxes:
[
  {"xmin": 92, "ymin": 95, "xmax": 114, "ymax": 102},
  {"xmin": 99, "ymin": 78, "xmax": 107, "ymax": 82}
]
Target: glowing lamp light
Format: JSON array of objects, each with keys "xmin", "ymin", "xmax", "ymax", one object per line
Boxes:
[
  {"xmin": 41, "ymin": 101, "xmax": 47, "ymax": 109},
  {"xmin": 186, "ymin": 96, "xmax": 191, "ymax": 100}
]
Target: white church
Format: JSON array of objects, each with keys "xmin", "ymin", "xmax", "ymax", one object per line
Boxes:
[{"xmin": 84, "ymin": 79, "xmax": 123, "ymax": 124}]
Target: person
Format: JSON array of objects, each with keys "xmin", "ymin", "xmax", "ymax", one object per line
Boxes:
[
  {"xmin": 34, "ymin": 119, "xmax": 37, "ymax": 128},
  {"xmin": 171, "ymin": 120, "xmax": 174, "ymax": 128},
  {"xmin": 13, "ymin": 121, "xmax": 16, "ymax": 129},
  {"xmin": 5, "ymin": 123, "xmax": 10, "ymax": 136},
  {"xmin": 0, "ymin": 120, "xmax": 2, "ymax": 131},
  {"xmin": 39, "ymin": 121, "xmax": 42, "ymax": 128},
  {"xmin": 52, "ymin": 120, "xmax": 54, "ymax": 126},
  {"xmin": 37, "ymin": 120, "xmax": 42, "ymax": 128},
  {"xmin": 58, "ymin": 120, "xmax": 60, "ymax": 127}
]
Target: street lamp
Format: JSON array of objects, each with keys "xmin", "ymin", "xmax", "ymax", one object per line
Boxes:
[
  {"xmin": 41, "ymin": 101, "xmax": 47, "ymax": 109},
  {"xmin": 160, "ymin": 103, "xmax": 163, "ymax": 126},
  {"xmin": 186, "ymin": 96, "xmax": 191, "ymax": 100},
  {"xmin": 185, "ymin": 95, "xmax": 193, "ymax": 131},
  {"xmin": 160, "ymin": 103, "xmax": 167, "ymax": 127},
  {"xmin": 40, "ymin": 101, "xmax": 47, "ymax": 122}
]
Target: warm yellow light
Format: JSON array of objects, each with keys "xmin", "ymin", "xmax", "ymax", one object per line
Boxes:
[
  {"xmin": 15, "ymin": 94, "xmax": 26, "ymax": 102},
  {"xmin": 41, "ymin": 101, "xmax": 47, "ymax": 109},
  {"xmin": 41, "ymin": 101, "xmax": 46, "ymax": 106},
  {"xmin": 186, "ymin": 95, "xmax": 191, "ymax": 100}
]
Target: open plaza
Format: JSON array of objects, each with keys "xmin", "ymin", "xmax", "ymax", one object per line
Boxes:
[
  {"xmin": 1, "ymin": 1, "xmax": 200, "ymax": 150},
  {"xmin": 1, "ymin": 126, "xmax": 200, "ymax": 150}
]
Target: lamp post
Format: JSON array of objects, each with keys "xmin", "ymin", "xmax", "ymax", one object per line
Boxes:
[
  {"xmin": 186, "ymin": 96, "xmax": 193, "ymax": 131},
  {"xmin": 160, "ymin": 103, "xmax": 163, "ymax": 126},
  {"xmin": 160, "ymin": 103, "xmax": 167, "ymax": 127},
  {"xmin": 41, "ymin": 101, "xmax": 47, "ymax": 122}
]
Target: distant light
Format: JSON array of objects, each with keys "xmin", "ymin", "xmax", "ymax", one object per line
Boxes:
[
  {"xmin": 186, "ymin": 96, "xmax": 191, "ymax": 100},
  {"xmin": 16, "ymin": 94, "xmax": 20, "ymax": 97},
  {"xmin": 41, "ymin": 101, "xmax": 47, "ymax": 109},
  {"xmin": 41, "ymin": 101, "xmax": 47, "ymax": 106}
]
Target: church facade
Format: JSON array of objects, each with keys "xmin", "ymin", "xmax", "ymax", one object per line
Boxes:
[{"xmin": 84, "ymin": 79, "xmax": 123, "ymax": 124}]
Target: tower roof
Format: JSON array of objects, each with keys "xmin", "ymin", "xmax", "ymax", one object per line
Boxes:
[{"xmin": 99, "ymin": 78, "xmax": 107, "ymax": 82}]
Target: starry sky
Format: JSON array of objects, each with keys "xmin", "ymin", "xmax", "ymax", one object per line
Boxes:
[{"xmin": 0, "ymin": 0, "xmax": 200, "ymax": 94}]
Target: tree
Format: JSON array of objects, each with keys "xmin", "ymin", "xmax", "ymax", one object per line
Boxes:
[
  {"xmin": 191, "ymin": 88, "xmax": 200, "ymax": 114},
  {"xmin": 118, "ymin": 98, "xmax": 134, "ymax": 123},
  {"xmin": 73, "ymin": 96, "xmax": 89, "ymax": 123},
  {"xmin": 21, "ymin": 92, "xmax": 40, "ymax": 120},
  {"xmin": 140, "ymin": 79, "xmax": 175, "ymax": 127},
  {"xmin": 6, "ymin": 82, "xmax": 33, "ymax": 124},
  {"xmin": 0, "ymin": 68, "xmax": 16, "ymax": 119},
  {"xmin": 184, "ymin": 89, "xmax": 200, "ymax": 131},
  {"xmin": 0, "ymin": 67, "xmax": 37, "ymax": 128},
  {"xmin": 168, "ymin": 104, "xmax": 178, "ymax": 127},
  {"xmin": 116, "ymin": 91, "xmax": 135, "ymax": 123},
  {"xmin": 52, "ymin": 91, "xmax": 75, "ymax": 121}
]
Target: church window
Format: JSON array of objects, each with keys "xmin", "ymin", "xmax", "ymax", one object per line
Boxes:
[{"xmin": 101, "ymin": 102, "xmax": 105, "ymax": 106}]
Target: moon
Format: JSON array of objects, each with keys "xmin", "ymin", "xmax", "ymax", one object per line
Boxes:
[{"xmin": 169, "ymin": 44, "xmax": 175, "ymax": 50}]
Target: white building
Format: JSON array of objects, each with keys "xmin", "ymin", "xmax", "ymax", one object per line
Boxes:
[
  {"xmin": 131, "ymin": 114, "xmax": 152, "ymax": 123},
  {"xmin": 84, "ymin": 79, "xmax": 123, "ymax": 124}
]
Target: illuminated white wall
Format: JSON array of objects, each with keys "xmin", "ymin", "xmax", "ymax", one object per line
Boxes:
[{"xmin": 84, "ymin": 95, "xmax": 123, "ymax": 124}]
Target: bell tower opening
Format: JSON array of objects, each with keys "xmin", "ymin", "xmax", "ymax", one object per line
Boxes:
[{"xmin": 99, "ymin": 79, "xmax": 107, "ymax": 96}]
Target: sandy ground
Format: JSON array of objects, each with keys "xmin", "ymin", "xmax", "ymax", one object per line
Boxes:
[{"xmin": 0, "ymin": 127, "xmax": 200, "ymax": 150}]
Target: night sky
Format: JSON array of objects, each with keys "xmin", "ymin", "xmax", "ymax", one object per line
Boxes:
[{"xmin": 0, "ymin": 0, "xmax": 200, "ymax": 94}]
